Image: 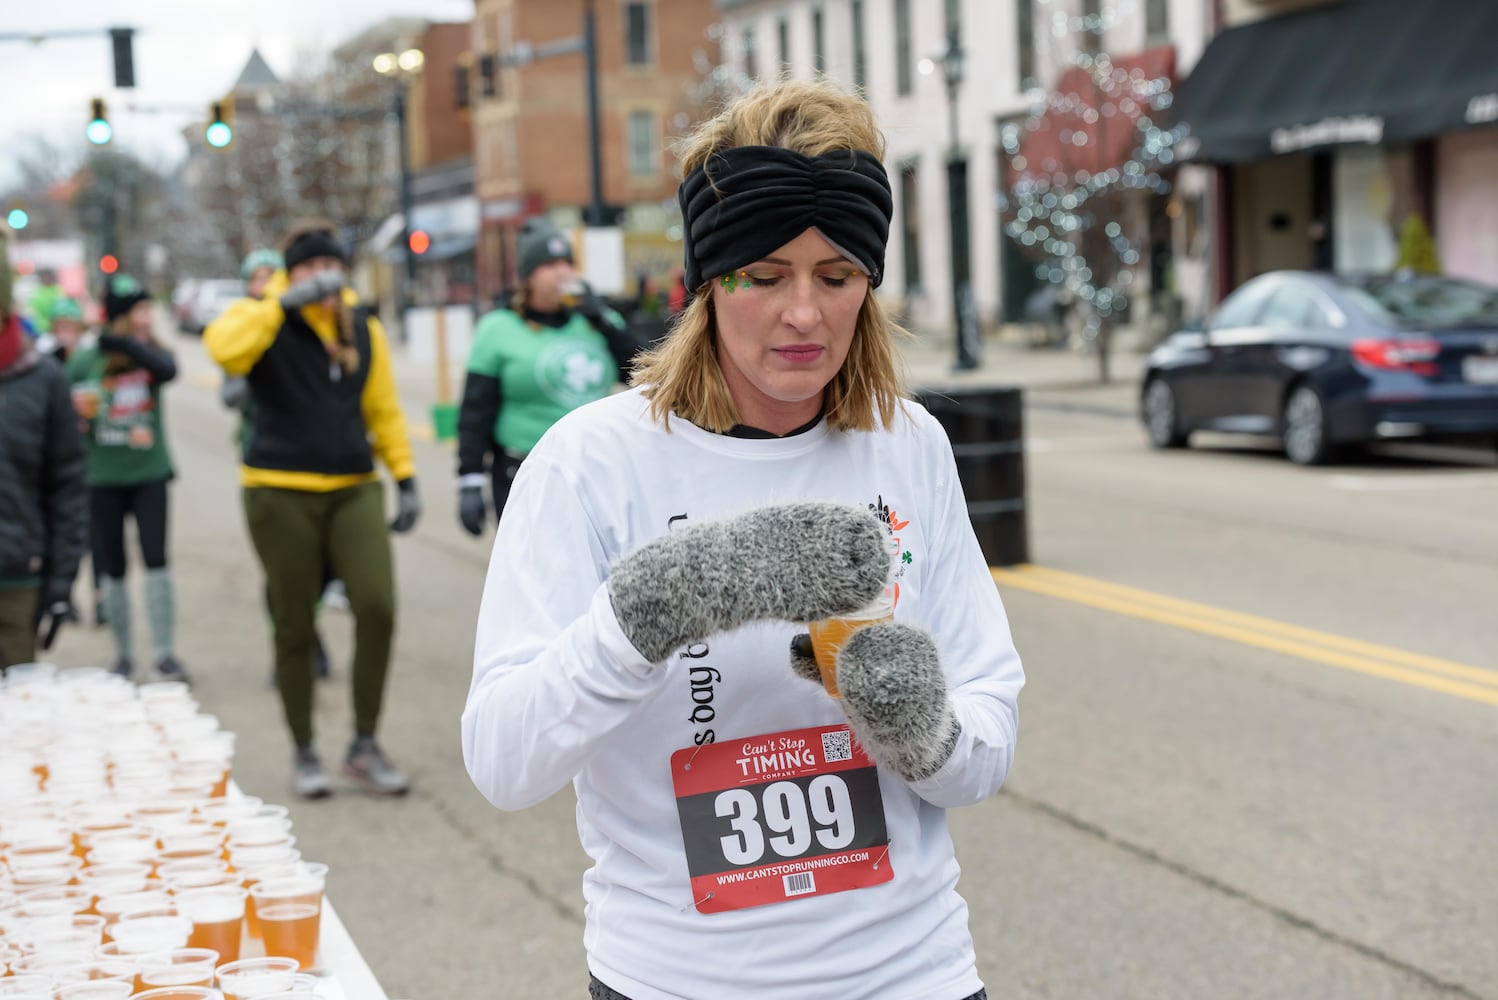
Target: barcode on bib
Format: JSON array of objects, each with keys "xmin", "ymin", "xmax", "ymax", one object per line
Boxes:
[
  {"xmin": 784, "ymin": 871, "xmax": 816, "ymax": 896},
  {"xmin": 821, "ymin": 730, "xmax": 853, "ymax": 763}
]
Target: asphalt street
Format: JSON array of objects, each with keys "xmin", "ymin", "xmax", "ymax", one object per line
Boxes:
[{"xmin": 44, "ymin": 328, "xmax": 1498, "ymax": 1000}]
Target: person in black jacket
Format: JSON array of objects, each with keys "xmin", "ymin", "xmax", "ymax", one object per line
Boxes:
[{"xmin": 0, "ymin": 229, "xmax": 88, "ymax": 669}]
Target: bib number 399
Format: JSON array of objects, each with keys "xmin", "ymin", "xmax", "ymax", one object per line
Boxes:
[{"xmin": 671, "ymin": 725, "xmax": 893, "ymax": 914}]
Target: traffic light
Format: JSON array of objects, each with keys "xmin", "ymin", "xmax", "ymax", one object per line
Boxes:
[
  {"xmin": 99, "ymin": 255, "xmax": 120, "ymax": 275},
  {"xmin": 205, "ymin": 99, "xmax": 233, "ymax": 149},
  {"xmin": 86, "ymin": 99, "xmax": 113, "ymax": 145},
  {"xmin": 110, "ymin": 28, "xmax": 136, "ymax": 89},
  {"xmin": 6, "ymin": 207, "xmax": 28, "ymax": 231},
  {"xmin": 408, "ymin": 229, "xmax": 431, "ymax": 255}
]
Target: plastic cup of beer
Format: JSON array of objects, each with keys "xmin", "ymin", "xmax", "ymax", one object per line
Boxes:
[
  {"xmin": 247, "ymin": 870, "xmax": 323, "ymax": 973},
  {"xmin": 108, "ymin": 905, "xmax": 191, "ymax": 956},
  {"xmin": 212, "ymin": 957, "xmax": 299, "ymax": 1000},
  {"xmin": 806, "ymin": 590, "xmax": 895, "ymax": 698},
  {"xmin": 136, "ymin": 947, "xmax": 220, "ymax": 991},
  {"xmin": 48, "ymin": 958, "xmax": 138, "ymax": 985},
  {"xmin": 0, "ymin": 974, "xmax": 53, "ymax": 998},
  {"xmin": 130, "ymin": 989, "xmax": 224, "ymax": 1000},
  {"xmin": 51, "ymin": 982, "xmax": 134, "ymax": 1000},
  {"xmin": 176, "ymin": 887, "xmax": 245, "ymax": 964}
]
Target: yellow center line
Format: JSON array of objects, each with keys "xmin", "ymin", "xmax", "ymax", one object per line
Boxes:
[{"xmin": 991, "ymin": 565, "xmax": 1498, "ymax": 708}]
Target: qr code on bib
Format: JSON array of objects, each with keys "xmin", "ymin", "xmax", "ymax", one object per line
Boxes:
[{"xmin": 821, "ymin": 730, "xmax": 853, "ymax": 763}]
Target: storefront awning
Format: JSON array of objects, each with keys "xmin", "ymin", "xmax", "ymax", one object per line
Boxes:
[{"xmin": 1173, "ymin": 0, "xmax": 1498, "ymax": 164}]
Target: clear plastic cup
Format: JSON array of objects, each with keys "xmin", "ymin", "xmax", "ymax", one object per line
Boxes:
[
  {"xmin": 130, "ymin": 989, "xmax": 224, "ymax": 1000},
  {"xmin": 807, "ymin": 589, "xmax": 895, "ymax": 698},
  {"xmin": 176, "ymin": 887, "xmax": 246, "ymax": 964},
  {"xmin": 247, "ymin": 869, "xmax": 324, "ymax": 973},
  {"xmin": 47, "ymin": 958, "xmax": 138, "ymax": 985},
  {"xmin": 212, "ymin": 957, "xmax": 299, "ymax": 1000},
  {"xmin": 108, "ymin": 904, "xmax": 192, "ymax": 956},
  {"xmin": 0, "ymin": 973, "xmax": 54, "ymax": 998},
  {"xmin": 135, "ymin": 947, "xmax": 221, "ymax": 991},
  {"xmin": 51, "ymin": 983, "xmax": 135, "ymax": 1000}
]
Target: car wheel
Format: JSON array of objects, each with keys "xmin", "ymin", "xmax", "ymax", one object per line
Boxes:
[
  {"xmin": 1282, "ymin": 383, "xmax": 1335, "ymax": 466},
  {"xmin": 1142, "ymin": 378, "xmax": 1189, "ymax": 449}
]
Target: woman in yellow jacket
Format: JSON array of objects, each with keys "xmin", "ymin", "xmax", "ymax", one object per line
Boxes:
[{"xmin": 205, "ymin": 219, "xmax": 419, "ymax": 800}]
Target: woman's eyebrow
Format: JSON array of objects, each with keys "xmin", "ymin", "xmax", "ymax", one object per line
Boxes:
[{"xmin": 754, "ymin": 256, "xmax": 852, "ymax": 266}]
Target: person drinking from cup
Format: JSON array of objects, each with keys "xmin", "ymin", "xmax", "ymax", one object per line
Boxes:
[
  {"xmin": 462, "ymin": 79, "xmax": 1024, "ymax": 999},
  {"xmin": 204, "ymin": 219, "xmax": 419, "ymax": 800},
  {"xmin": 454, "ymin": 216, "xmax": 647, "ymax": 537},
  {"xmin": 67, "ymin": 273, "xmax": 187, "ymax": 682}
]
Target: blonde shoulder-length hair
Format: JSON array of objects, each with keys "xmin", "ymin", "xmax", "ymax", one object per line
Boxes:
[{"xmin": 631, "ymin": 79, "xmax": 909, "ymax": 433}]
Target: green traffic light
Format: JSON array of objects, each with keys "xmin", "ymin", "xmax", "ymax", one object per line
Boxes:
[
  {"xmin": 86, "ymin": 119, "xmax": 113, "ymax": 145},
  {"xmin": 205, "ymin": 122, "xmax": 233, "ymax": 148},
  {"xmin": 6, "ymin": 209, "xmax": 28, "ymax": 231}
]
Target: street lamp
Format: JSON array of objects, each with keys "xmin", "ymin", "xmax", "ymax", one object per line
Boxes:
[
  {"xmin": 374, "ymin": 47, "xmax": 423, "ymax": 336},
  {"xmin": 922, "ymin": 35, "xmax": 980, "ymax": 371}
]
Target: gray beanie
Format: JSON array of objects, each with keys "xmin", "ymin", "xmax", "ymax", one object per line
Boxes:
[{"xmin": 517, "ymin": 218, "xmax": 574, "ymax": 281}]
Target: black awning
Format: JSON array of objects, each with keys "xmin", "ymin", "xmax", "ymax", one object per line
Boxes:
[{"xmin": 1172, "ymin": 0, "xmax": 1498, "ymax": 164}]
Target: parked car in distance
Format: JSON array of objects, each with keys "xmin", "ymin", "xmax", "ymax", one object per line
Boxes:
[
  {"xmin": 1141, "ymin": 271, "xmax": 1498, "ymax": 464},
  {"xmin": 172, "ymin": 279, "xmax": 200, "ymax": 331},
  {"xmin": 179, "ymin": 279, "xmax": 246, "ymax": 335}
]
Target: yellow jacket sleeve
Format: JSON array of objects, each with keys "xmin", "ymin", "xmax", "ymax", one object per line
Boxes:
[
  {"xmin": 203, "ymin": 276, "xmax": 288, "ymax": 376},
  {"xmin": 361, "ymin": 316, "xmax": 416, "ymax": 482}
]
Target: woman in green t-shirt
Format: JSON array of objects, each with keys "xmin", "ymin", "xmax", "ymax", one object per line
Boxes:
[
  {"xmin": 67, "ymin": 274, "xmax": 186, "ymax": 681},
  {"xmin": 454, "ymin": 217, "xmax": 647, "ymax": 536}
]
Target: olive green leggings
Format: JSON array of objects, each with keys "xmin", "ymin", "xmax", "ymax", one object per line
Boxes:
[{"xmin": 244, "ymin": 483, "xmax": 394, "ymax": 748}]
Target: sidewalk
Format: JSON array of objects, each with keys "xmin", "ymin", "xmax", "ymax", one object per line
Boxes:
[{"xmin": 388, "ymin": 329, "xmax": 1146, "ymax": 441}]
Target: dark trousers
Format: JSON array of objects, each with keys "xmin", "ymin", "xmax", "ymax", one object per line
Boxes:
[
  {"xmin": 91, "ymin": 480, "xmax": 170, "ymax": 577},
  {"xmin": 0, "ymin": 587, "xmax": 39, "ymax": 669},
  {"xmin": 588, "ymin": 976, "xmax": 986, "ymax": 999},
  {"xmin": 244, "ymin": 482, "xmax": 395, "ymax": 748}
]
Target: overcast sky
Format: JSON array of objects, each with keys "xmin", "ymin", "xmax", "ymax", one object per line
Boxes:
[{"xmin": 2, "ymin": 0, "xmax": 473, "ymax": 186}]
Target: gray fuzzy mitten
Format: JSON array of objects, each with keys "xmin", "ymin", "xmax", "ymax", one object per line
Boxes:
[
  {"xmin": 808, "ymin": 622, "xmax": 960, "ymax": 783},
  {"xmin": 608, "ymin": 502, "xmax": 889, "ymax": 664}
]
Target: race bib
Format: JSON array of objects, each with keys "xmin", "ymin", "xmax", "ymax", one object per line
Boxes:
[{"xmin": 671, "ymin": 724, "xmax": 893, "ymax": 914}]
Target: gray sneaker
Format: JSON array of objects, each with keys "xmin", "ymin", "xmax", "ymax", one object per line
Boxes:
[
  {"xmin": 342, "ymin": 737, "xmax": 409, "ymax": 796},
  {"xmin": 293, "ymin": 747, "xmax": 333, "ymax": 800}
]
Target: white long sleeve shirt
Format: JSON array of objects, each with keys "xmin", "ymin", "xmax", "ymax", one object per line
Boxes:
[{"xmin": 463, "ymin": 388, "xmax": 1024, "ymax": 1000}]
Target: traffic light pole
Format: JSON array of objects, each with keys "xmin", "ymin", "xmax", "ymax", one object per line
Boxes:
[{"xmin": 394, "ymin": 85, "xmax": 417, "ymax": 341}]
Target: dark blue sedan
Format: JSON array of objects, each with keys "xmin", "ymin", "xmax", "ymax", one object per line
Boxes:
[{"xmin": 1140, "ymin": 271, "xmax": 1498, "ymax": 464}]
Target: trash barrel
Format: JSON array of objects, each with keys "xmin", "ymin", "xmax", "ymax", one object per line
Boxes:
[{"xmin": 914, "ymin": 386, "xmax": 1030, "ymax": 567}]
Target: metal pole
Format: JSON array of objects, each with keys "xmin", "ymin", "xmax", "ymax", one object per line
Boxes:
[
  {"xmin": 948, "ymin": 65, "xmax": 980, "ymax": 371},
  {"xmin": 583, "ymin": 0, "xmax": 606, "ymax": 226},
  {"xmin": 395, "ymin": 84, "xmax": 417, "ymax": 339}
]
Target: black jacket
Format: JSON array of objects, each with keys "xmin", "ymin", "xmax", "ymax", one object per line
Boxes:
[{"xmin": 0, "ymin": 350, "xmax": 88, "ymax": 591}]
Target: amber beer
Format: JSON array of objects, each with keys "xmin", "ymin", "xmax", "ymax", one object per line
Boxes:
[
  {"xmin": 178, "ymin": 887, "xmax": 246, "ymax": 964},
  {"xmin": 257, "ymin": 901, "xmax": 321, "ymax": 970},
  {"xmin": 806, "ymin": 590, "xmax": 895, "ymax": 698}
]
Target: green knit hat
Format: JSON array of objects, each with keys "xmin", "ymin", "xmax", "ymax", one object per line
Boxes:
[
  {"xmin": 52, "ymin": 297, "xmax": 85, "ymax": 324},
  {"xmin": 241, "ymin": 247, "xmax": 284, "ymax": 280}
]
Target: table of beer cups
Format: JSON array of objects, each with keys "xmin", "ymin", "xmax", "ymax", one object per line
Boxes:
[{"xmin": 0, "ymin": 664, "xmax": 387, "ymax": 1000}]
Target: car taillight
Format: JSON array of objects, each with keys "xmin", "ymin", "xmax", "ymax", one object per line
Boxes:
[{"xmin": 1351, "ymin": 338, "xmax": 1441, "ymax": 376}]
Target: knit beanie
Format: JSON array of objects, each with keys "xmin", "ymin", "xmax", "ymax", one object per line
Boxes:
[
  {"xmin": 241, "ymin": 248, "xmax": 285, "ymax": 280},
  {"xmin": 104, "ymin": 273, "xmax": 150, "ymax": 322},
  {"xmin": 51, "ymin": 298, "xmax": 84, "ymax": 324},
  {"xmin": 517, "ymin": 218, "xmax": 574, "ymax": 282}
]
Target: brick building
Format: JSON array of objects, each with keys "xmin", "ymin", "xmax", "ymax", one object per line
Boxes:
[{"xmin": 469, "ymin": 0, "xmax": 719, "ymax": 303}]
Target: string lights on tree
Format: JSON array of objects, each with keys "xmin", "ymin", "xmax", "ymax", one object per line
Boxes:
[{"xmin": 1001, "ymin": 0, "xmax": 1185, "ymax": 380}]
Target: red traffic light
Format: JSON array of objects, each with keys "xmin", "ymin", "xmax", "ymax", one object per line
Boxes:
[
  {"xmin": 100, "ymin": 254, "xmax": 120, "ymax": 274},
  {"xmin": 408, "ymin": 229, "xmax": 431, "ymax": 255}
]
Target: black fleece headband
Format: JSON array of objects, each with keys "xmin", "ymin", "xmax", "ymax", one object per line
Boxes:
[
  {"xmin": 678, "ymin": 146, "xmax": 894, "ymax": 291},
  {"xmin": 283, "ymin": 232, "xmax": 347, "ymax": 272}
]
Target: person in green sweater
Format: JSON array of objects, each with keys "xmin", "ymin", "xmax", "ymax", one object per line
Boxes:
[
  {"xmin": 455, "ymin": 217, "xmax": 647, "ymax": 535},
  {"xmin": 67, "ymin": 273, "xmax": 186, "ymax": 681}
]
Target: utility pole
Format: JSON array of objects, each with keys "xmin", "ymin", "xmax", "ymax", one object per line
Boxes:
[
  {"xmin": 394, "ymin": 86, "xmax": 417, "ymax": 325},
  {"xmin": 583, "ymin": 0, "xmax": 607, "ymax": 226}
]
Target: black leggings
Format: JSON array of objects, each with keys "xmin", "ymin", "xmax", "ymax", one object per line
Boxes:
[
  {"xmin": 588, "ymin": 976, "xmax": 985, "ymax": 999},
  {"xmin": 90, "ymin": 480, "xmax": 169, "ymax": 578}
]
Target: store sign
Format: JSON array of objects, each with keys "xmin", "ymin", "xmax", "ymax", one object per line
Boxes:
[{"xmin": 1269, "ymin": 115, "xmax": 1383, "ymax": 154}]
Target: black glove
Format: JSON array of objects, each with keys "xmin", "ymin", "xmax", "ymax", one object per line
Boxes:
[
  {"xmin": 280, "ymin": 271, "xmax": 345, "ymax": 310},
  {"xmin": 789, "ymin": 623, "xmax": 960, "ymax": 783},
  {"xmin": 36, "ymin": 579, "xmax": 79, "ymax": 651},
  {"xmin": 572, "ymin": 281, "xmax": 623, "ymax": 333},
  {"xmin": 458, "ymin": 485, "xmax": 486, "ymax": 537},
  {"xmin": 607, "ymin": 502, "xmax": 890, "ymax": 664},
  {"xmin": 390, "ymin": 478, "xmax": 421, "ymax": 534}
]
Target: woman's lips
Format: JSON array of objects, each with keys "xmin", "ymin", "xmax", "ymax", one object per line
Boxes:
[{"xmin": 773, "ymin": 344, "xmax": 825, "ymax": 363}]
